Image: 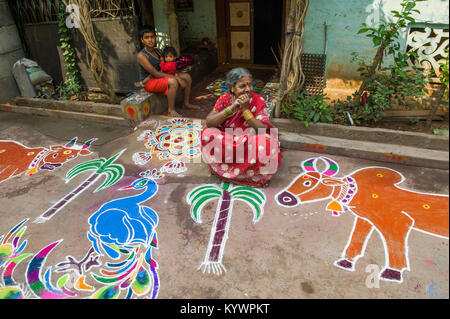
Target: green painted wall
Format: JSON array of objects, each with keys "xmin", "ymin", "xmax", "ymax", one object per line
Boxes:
[
  {"xmin": 302, "ymin": 0, "xmax": 449, "ymax": 80},
  {"xmin": 177, "ymin": 0, "xmax": 217, "ymax": 49},
  {"xmin": 152, "ymin": 0, "xmax": 217, "ymax": 50},
  {"xmin": 152, "ymin": 0, "xmax": 169, "ymax": 49}
]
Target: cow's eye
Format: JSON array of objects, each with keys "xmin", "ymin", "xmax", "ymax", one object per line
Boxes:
[
  {"xmin": 53, "ymin": 153, "xmax": 58, "ymax": 158},
  {"xmin": 303, "ymin": 180, "xmax": 312, "ymax": 187}
]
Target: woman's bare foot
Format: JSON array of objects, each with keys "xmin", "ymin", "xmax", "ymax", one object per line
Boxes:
[
  {"xmin": 168, "ymin": 109, "xmax": 182, "ymax": 117},
  {"xmin": 134, "ymin": 81, "xmax": 144, "ymax": 88},
  {"xmin": 184, "ymin": 103, "xmax": 200, "ymax": 110}
]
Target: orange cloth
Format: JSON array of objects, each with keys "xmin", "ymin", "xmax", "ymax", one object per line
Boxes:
[{"xmin": 144, "ymin": 77, "xmax": 170, "ymax": 96}]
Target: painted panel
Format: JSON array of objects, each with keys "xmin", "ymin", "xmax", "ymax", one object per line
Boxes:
[
  {"xmin": 229, "ymin": 2, "xmax": 250, "ymax": 26},
  {"xmin": 230, "ymin": 31, "xmax": 251, "ymax": 60}
]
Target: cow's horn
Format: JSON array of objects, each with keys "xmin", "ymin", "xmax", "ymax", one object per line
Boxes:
[
  {"xmin": 320, "ymin": 157, "xmax": 339, "ymax": 176},
  {"xmin": 82, "ymin": 138, "xmax": 97, "ymax": 149},
  {"xmin": 301, "ymin": 158, "xmax": 319, "ymax": 172},
  {"xmin": 66, "ymin": 137, "xmax": 78, "ymax": 148}
]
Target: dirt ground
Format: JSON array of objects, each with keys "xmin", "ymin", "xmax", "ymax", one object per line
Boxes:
[{"xmin": 364, "ymin": 114, "xmax": 449, "ymax": 135}]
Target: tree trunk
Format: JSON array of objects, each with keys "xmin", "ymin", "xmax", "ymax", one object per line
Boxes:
[
  {"xmin": 208, "ymin": 190, "xmax": 232, "ymax": 261},
  {"xmin": 63, "ymin": 0, "xmax": 117, "ymax": 104},
  {"xmin": 35, "ymin": 172, "xmax": 100, "ymax": 223},
  {"xmin": 427, "ymin": 84, "xmax": 446, "ymax": 128},
  {"xmin": 353, "ymin": 43, "xmax": 385, "ymax": 105},
  {"xmin": 274, "ymin": 0, "xmax": 297, "ymax": 118},
  {"xmin": 199, "ymin": 190, "xmax": 232, "ymax": 275},
  {"xmin": 275, "ymin": 0, "xmax": 309, "ymax": 118}
]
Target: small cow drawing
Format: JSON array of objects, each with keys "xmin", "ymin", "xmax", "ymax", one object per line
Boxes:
[
  {"xmin": 276, "ymin": 157, "xmax": 449, "ymax": 283},
  {"xmin": 0, "ymin": 137, "xmax": 96, "ymax": 184}
]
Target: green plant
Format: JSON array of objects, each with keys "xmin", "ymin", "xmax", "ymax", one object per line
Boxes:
[
  {"xmin": 439, "ymin": 48, "xmax": 449, "ymax": 101},
  {"xmin": 331, "ymin": 95, "xmax": 364, "ymax": 125},
  {"xmin": 409, "ymin": 117, "xmax": 419, "ymax": 125},
  {"xmin": 354, "ymin": 0, "xmax": 424, "ymax": 102},
  {"xmin": 57, "ymin": 4, "xmax": 82, "ymax": 100},
  {"xmin": 283, "ymin": 90, "xmax": 333, "ymax": 127},
  {"xmin": 336, "ymin": 0, "xmax": 430, "ymax": 124},
  {"xmin": 332, "ymin": 66, "xmax": 428, "ymax": 124}
]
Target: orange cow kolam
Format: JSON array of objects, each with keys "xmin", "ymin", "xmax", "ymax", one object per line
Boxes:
[
  {"xmin": 276, "ymin": 157, "xmax": 449, "ymax": 283},
  {"xmin": 0, "ymin": 138, "xmax": 96, "ymax": 184}
]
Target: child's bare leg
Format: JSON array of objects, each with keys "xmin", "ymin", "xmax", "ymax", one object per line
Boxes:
[
  {"xmin": 176, "ymin": 77, "xmax": 188, "ymax": 89},
  {"xmin": 178, "ymin": 73, "xmax": 200, "ymax": 109},
  {"xmin": 167, "ymin": 77, "xmax": 181, "ymax": 117}
]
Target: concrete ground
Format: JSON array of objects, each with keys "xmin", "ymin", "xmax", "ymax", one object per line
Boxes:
[{"xmin": 0, "ymin": 111, "xmax": 448, "ymax": 300}]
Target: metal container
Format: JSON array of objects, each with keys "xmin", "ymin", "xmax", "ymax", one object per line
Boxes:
[{"xmin": 0, "ymin": 0, "xmax": 25, "ymax": 103}]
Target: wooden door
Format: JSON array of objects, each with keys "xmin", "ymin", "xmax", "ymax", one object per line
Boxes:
[{"xmin": 226, "ymin": 0, "xmax": 253, "ymax": 64}]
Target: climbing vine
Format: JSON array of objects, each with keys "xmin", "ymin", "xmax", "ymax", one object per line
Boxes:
[
  {"xmin": 275, "ymin": 0, "xmax": 310, "ymax": 118},
  {"xmin": 57, "ymin": 4, "xmax": 82, "ymax": 100}
]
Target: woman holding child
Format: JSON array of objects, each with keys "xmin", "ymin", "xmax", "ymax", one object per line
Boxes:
[
  {"xmin": 202, "ymin": 68, "xmax": 282, "ymax": 187},
  {"xmin": 136, "ymin": 26, "xmax": 199, "ymax": 117}
]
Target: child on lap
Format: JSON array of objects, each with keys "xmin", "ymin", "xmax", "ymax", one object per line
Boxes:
[{"xmin": 135, "ymin": 46, "xmax": 187, "ymax": 88}]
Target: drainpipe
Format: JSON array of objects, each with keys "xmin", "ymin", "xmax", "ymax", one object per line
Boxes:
[{"xmin": 0, "ymin": 0, "xmax": 25, "ymax": 103}]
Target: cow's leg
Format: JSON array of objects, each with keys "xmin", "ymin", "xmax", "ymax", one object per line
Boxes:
[
  {"xmin": 334, "ymin": 217, "xmax": 373, "ymax": 271},
  {"xmin": 376, "ymin": 214, "xmax": 414, "ymax": 283}
]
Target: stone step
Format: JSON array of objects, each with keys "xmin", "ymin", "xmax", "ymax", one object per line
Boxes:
[
  {"xmin": 1, "ymin": 103, "xmax": 131, "ymax": 127},
  {"xmin": 272, "ymin": 118, "xmax": 449, "ymax": 152},
  {"xmin": 12, "ymin": 97, "xmax": 124, "ymax": 117},
  {"xmin": 279, "ymin": 130, "xmax": 449, "ymax": 170}
]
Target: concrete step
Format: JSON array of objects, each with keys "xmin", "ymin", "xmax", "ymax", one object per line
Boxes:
[
  {"xmin": 12, "ymin": 97, "xmax": 124, "ymax": 117},
  {"xmin": 272, "ymin": 118, "xmax": 449, "ymax": 152},
  {"xmin": 279, "ymin": 130, "xmax": 449, "ymax": 170},
  {"xmin": 1, "ymin": 103, "xmax": 131, "ymax": 127}
]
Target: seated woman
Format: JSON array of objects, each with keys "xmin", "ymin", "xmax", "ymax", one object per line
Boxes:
[
  {"xmin": 202, "ymin": 68, "xmax": 282, "ymax": 187},
  {"xmin": 136, "ymin": 26, "xmax": 199, "ymax": 117}
]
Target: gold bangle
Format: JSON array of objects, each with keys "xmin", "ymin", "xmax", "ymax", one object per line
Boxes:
[
  {"xmin": 222, "ymin": 107, "xmax": 232, "ymax": 117},
  {"xmin": 242, "ymin": 109, "xmax": 254, "ymax": 121}
]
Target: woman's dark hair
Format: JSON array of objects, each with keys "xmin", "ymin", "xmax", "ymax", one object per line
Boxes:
[
  {"xmin": 139, "ymin": 25, "xmax": 156, "ymax": 39},
  {"xmin": 163, "ymin": 46, "xmax": 178, "ymax": 58}
]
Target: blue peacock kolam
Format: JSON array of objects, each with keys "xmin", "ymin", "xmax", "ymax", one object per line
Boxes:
[
  {"xmin": 85, "ymin": 170, "xmax": 163, "ymax": 297},
  {"xmin": 87, "ymin": 170, "xmax": 161, "ymax": 261}
]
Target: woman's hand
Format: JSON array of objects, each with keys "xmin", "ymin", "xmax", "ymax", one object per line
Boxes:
[{"xmin": 235, "ymin": 93, "xmax": 250, "ymax": 110}]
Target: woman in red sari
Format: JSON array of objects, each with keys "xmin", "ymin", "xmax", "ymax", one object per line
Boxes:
[{"xmin": 202, "ymin": 68, "xmax": 282, "ymax": 187}]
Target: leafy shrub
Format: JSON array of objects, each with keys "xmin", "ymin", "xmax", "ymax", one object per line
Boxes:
[{"xmin": 282, "ymin": 90, "xmax": 333, "ymax": 127}]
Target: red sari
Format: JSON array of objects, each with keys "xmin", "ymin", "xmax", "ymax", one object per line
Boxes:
[{"xmin": 201, "ymin": 92, "xmax": 282, "ymax": 187}]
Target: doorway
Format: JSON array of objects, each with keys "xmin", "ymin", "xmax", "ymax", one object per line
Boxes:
[
  {"xmin": 253, "ymin": 0, "xmax": 284, "ymax": 65},
  {"xmin": 216, "ymin": 0, "xmax": 284, "ymax": 66}
]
